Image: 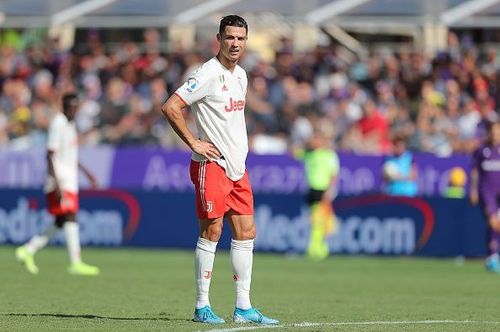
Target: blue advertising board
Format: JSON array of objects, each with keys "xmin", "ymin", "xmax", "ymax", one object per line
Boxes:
[{"xmin": 0, "ymin": 189, "xmax": 488, "ymax": 257}]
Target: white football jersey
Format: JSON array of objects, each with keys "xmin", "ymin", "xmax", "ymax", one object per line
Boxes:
[
  {"xmin": 175, "ymin": 57, "xmax": 248, "ymax": 181},
  {"xmin": 44, "ymin": 112, "xmax": 79, "ymax": 193}
]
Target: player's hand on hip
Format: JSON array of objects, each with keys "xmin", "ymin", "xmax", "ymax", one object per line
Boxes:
[{"xmin": 192, "ymin": 140, "xmax": 221, "ymax": 161}]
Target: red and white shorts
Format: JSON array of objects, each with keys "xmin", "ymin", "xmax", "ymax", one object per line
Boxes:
[
  {"xmin": 190, "ymin": 160, "xmax": 254, "ymax": 219},
  {"xmin": 46, "ymin": 191, "xmax": 79, "ymax": 216}
]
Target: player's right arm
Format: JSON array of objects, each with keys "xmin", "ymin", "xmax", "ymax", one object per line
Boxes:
[
  {"xmin": 470, "ymin": 167, "xmax": 479, "ymax": 205},
  {"xmin": 79, "ymin": 161, "xmax": 98, "ymax": 189},
  {"xmin": 470, "ymin": 148, "xmax": 480, "ymax": 205},
  {"xmin": 322, "ymin": 151, "xmax": 340, "ymax": 203},
  {"xmin": 161, "ymin": 94, "xmax": 221, "ymax": 160}
]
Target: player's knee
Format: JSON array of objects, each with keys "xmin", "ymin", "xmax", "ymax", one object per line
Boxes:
[
  {"xmin": 203, "ymin": 226, "xmax": 223, "ymax": 242},
  {"xmin": 249, "ymin": 229, "xmax": 257, "ymax": 240},
  {"xmin": 199, "ymin": 217, "xmax": 224, "ymax": 241},
  {"xmin": 239, "ymin": 224, "xmax": 256, "ymax": 240},
  {"xmin": 205, "ymin": 233, "xmax": 222, "ymax": 242}
]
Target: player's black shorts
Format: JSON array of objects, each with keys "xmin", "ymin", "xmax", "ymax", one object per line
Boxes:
[{"xmin": 307, "ymin": 189, "xmax": 325, "ymax": 205}]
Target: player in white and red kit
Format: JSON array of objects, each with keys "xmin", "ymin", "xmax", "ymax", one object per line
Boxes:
[
  {"xmin": 162, "ymin": 15, "xmax": 278, "ymax": 325},
  {"xmin": 16, "ymin": 93, "xmax": 100, "ymax": 276}
]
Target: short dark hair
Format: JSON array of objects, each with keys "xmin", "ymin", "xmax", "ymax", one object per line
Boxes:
[
  {"xmin": 219, "ymin": 15, "xmax": 248, "ymax": 35},
  {"xmin": 62, "ymin": 93, "xmax": 78, "ymax": 111}
]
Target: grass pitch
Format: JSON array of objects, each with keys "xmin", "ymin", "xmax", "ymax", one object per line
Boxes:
[{"xmin": 1, "ymin": 246, "xmax": 499, "ymax": 331}]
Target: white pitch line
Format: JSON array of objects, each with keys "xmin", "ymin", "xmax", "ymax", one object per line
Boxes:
[{"xmin": 201, "ymin": 320, "xmax": 500, "ymax": 332}]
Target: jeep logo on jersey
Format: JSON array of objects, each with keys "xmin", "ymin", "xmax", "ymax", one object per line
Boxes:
[
  {"xmin": 186, "ymin": 78, "xmax": 199, "ymax": 92},
  {"xmin": 224, "ymin": 97, "xmax": 245, "ymax": 112}
]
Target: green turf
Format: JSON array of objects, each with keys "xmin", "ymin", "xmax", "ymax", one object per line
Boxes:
[{"xmin": 1, "ymin": 246, "xmax": 499, "ymax": 331}]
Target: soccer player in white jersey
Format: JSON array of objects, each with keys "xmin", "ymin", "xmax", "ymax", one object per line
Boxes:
[
  {"xmin": 16, "ymin": 93, "xmax": 100, "ymax": 276},
  {"xmin": 161, "ymin": 15, "xmax": 278, "ymax": 325}
]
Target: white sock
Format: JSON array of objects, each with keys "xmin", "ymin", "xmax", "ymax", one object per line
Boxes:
[
  {"xmin": 195, "ymin": 237, "xmax": 217, "ymax": 309},
  {"xmin": 64, "ymin": 222, "xmax": 82, "ymax": 264},
  {"xmin": 231, "ymin": 239, "xmax": 254, "ymax": 310},
  {"xmin": 25, "ymin": 224, "xmax": 59, "ymax": 255}
]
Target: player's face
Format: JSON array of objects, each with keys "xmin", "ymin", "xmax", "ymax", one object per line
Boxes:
[
  {"xmin": 65, "ymin": 99, "xmax": 79, "ymax": 121},
  {"xmin": 218, "ymin": 26, "xmax": 247, "ymax": 63}
]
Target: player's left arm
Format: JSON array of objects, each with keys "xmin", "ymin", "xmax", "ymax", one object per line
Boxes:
[
  {"xmin": 79, "ymin": 162, "xmax": 98, "ymax": 189},
  {"xmin": 322, "ymin": 151, "xmax": 340, "ymax": 203},
  {"xmin": 322, "ymin": 174, "xmax": 338, "ymax": 204},
  {"xmin": 469, "ymin": 167, "xmax": 479, "ymax": 205},
  {"xmin": 470, "ymin": 149, "xmax": 481, "ymax": 205}
]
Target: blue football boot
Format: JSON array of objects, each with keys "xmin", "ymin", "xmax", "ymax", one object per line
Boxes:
[
  {"xmin": 233, "ymin": 307, "xmax": 279, "ymax": 325},
  {"xmin": 485, "ymin": 257, "xmax": 500, "ymax": 273},
  {"xmin": 192, "ymin": 306, "xmax": 225, "ymax": 324}
]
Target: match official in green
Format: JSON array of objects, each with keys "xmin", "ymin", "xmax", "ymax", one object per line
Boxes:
[{"xmin": 295, "ymin": 131, "xmax": 339, "ymax": 261}]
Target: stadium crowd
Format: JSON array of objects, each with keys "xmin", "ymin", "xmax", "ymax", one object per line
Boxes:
[{"xmin": 0, "ymin": 28, "xmax": 498, "ymax": 155}]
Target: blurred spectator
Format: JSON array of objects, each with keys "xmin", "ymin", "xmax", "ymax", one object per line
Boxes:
[
  {"xmin": 382, "ymin": 135, "xmax": 418, "ymax": 197},
  {"xmin": 76, "ymin": 74, "xmax": 102, "ymax": 145},
  {"xmin": 0, "ymin": 28, "xmax": 498, "ymax": 156},
  {"xmin": 444, "ymin": 167, "xmax": 467, "ymax": 198},
  {"xmin": 352, "ymin": 99, "xmax": 391, "ymax": 154}
]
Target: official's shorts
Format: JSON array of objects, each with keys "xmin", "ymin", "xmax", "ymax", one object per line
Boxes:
[
  {"xmin": 46, "ymin": 191, "xmax": 79, "ymax": 216},
  {"xmin": 190, "ymin": 160, "xmax": 254, "ymax": 219},
  {"xmin": 307, "ymin": 189, "xmax": 325, "ymax": 205}
]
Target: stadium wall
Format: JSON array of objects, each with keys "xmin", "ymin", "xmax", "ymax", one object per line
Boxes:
[
  {"xmin": 0, "ymin": 189, "xmax": 488, "ymax": 257},
  {"xmin": 0, "ymin": 147, "xmax": 471, "ymax": 196}
]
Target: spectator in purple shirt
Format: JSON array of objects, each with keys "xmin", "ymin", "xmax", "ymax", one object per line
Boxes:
[{"xmin": 471, "ymin": 120, "xmax": 500, "ymax": 272}]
